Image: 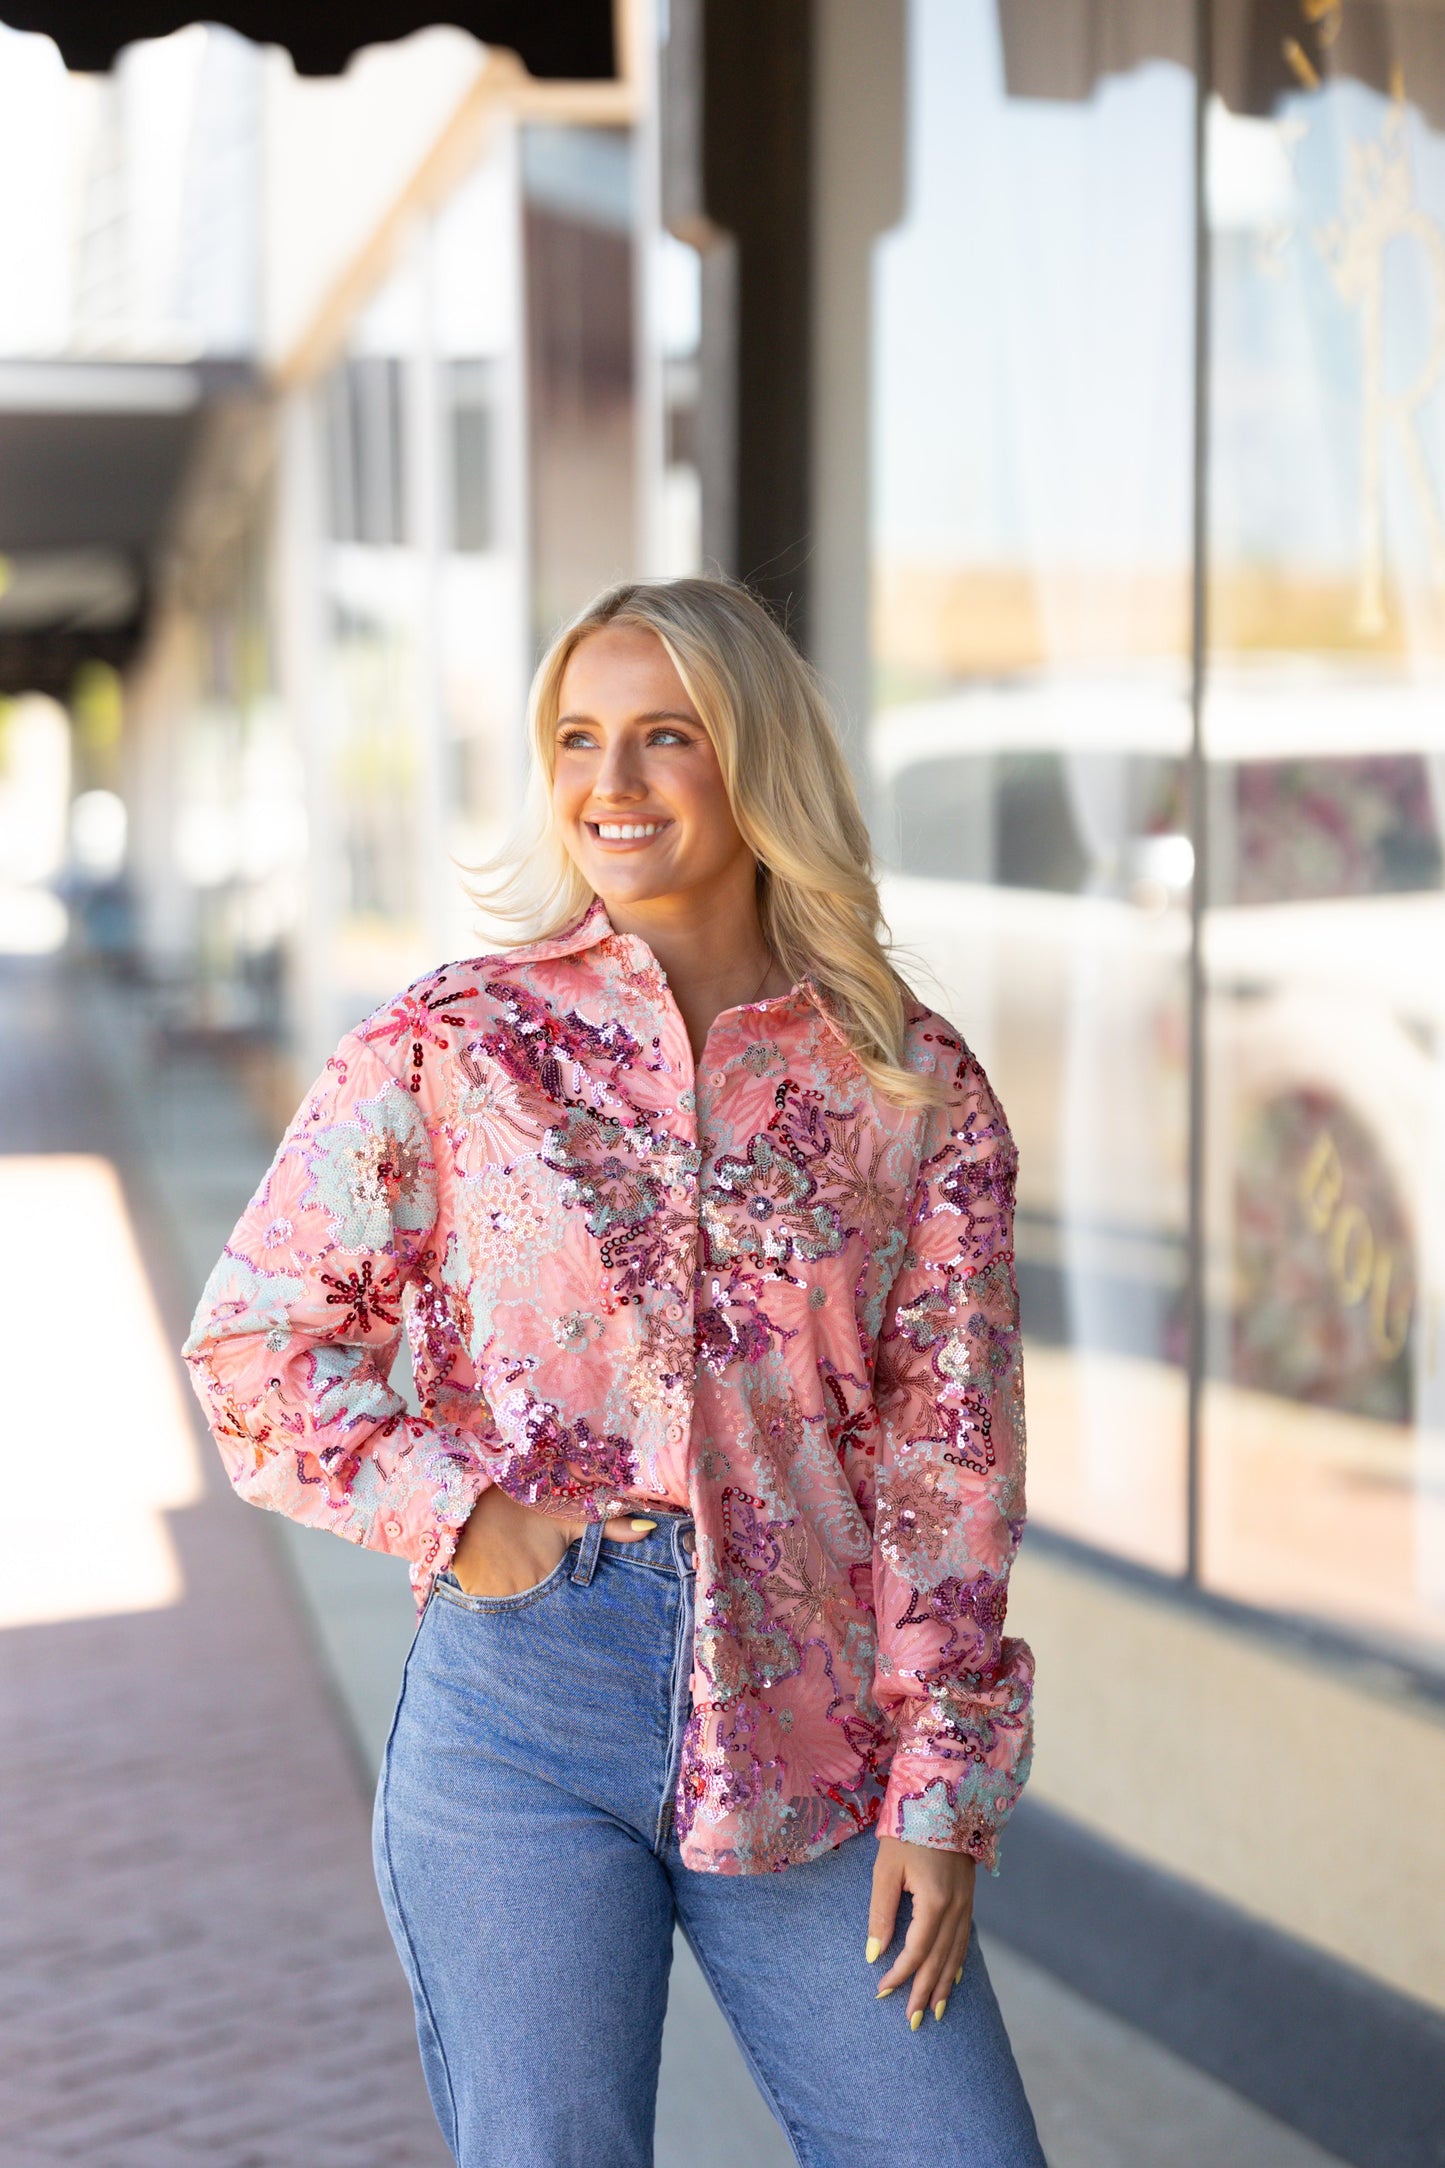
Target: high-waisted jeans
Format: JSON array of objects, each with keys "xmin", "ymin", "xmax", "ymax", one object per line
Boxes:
[{"xmin": 372, "ymin": 1510, "xmax": 1045, "ymax": 2168}]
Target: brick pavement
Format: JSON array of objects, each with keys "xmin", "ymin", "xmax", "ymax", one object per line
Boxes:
[{"xmin": 0, "ymin": 956, "xmax": 449, "ymax": 2168}]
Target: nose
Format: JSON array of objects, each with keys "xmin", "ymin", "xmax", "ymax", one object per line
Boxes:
[{"xmin": 592, "ymin": 739, "xmax": 646, "ymax": 803}]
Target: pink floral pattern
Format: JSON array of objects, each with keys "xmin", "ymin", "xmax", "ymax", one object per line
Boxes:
[{"xmin": 184, "ymin": 899, "xmax": 1034, "ymax": 1873}]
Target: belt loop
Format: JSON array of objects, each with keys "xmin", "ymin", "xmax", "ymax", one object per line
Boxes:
[{"xmin": 571, "ymin": 1516, "xmax": 605, "ymax": 1585}]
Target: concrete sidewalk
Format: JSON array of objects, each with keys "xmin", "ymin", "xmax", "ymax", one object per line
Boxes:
[
  {"xmin": 0, "ymin": 956, "xmax": 447, "ymax": 2168},
  {"xmin": 0, "ymin": 951, "xmax": 1346, "ymax": 2167}
]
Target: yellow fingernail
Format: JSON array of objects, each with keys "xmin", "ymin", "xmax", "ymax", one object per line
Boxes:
[
  {"xmin": 864, "ymin": 1937, "xmax": 882, "ymax": 1964},
  {"xmin": 933, "ymin": 1999, "xmax": 947, "ymax": 2022},
  {"xmin": 629, "ymin": 1519, "xmax": 657, "ymax": 1532},
  {"xmin": 909, "ymin": 2008, "xmax": 923, "ymax": 2031},
  {"xmin": 875, "ymin": 1984, "xmax": 895, "ymax": 1999},
  {"xmin": 954, "ymin": 1965, "xmax": 964, "ymax": 1985}
]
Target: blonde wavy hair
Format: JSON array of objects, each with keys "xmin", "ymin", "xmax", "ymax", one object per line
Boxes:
[{"xmin": 467, "ymin": 576, "xmax": 947, "ymax": 1108}]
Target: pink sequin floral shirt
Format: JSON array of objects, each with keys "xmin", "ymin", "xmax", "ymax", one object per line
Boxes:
[{"xmin": 183, "ymin": 898, "xmax": 1034, "ymax": 1875}]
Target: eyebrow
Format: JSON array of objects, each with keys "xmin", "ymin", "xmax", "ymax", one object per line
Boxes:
[{"xmin": 555, "ymin": 709, "xmax": 700, "ymax": 729}]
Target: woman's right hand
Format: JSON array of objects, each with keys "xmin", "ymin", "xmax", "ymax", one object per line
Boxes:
[{"xmin": 448, "ymin": 1483, "xmax": 658, "ymax": 1598}]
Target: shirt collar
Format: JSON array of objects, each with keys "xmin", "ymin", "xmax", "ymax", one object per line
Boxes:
[
  {"xmin": 490, "ymin": 894, "xmax": 614, "ymax": 967},
  {"xmin": 493, "ymin": 894, "xmax": 844, "ymax": 1038}
]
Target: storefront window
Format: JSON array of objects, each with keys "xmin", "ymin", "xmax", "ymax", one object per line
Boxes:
[
  {"xmin": 321, "ymin": 357, "xmax": 408, "ymax": 547},
  {"xmin": 446, "ymin": 357, "xmax": 497, "ymax": 554},
  {"xmin": 318, "ymin": 266, "xmax": 427, "ymax": 998},
  {"xmin": 654, "ymin": 230, "xmax": 702, "ymax": 576},
  {"xmin": 870, "ymin": 0, "xmax": 1197, "ymax": 1570},
  {"xmin": 434, "ymin": 146, "xmax": 527, "ymax": 871},
  {"xmin": 1202, "ymin": 15, "xmax": 1445, "ymax": 1659},
  {"xmin": 864, "ymin": 0, "xmax": 1445, "ymax": 1666},
  {"xmin": 522, "ymin": 125, "xmax": 637, "ymax": 651}
]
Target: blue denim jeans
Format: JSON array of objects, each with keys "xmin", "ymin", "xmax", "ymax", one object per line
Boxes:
[{"xmin": 373, "ymin": 1511, "xmax": 1045, "ymax": 2168}]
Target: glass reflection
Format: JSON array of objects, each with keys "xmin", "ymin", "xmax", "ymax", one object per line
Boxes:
[
  {"xmin": 870, "ymin": 0, "xmax": 1196, "ymax": 1569},
  {"xmin": 1204, "ymin": 19, "xmax": 1445, "ymax": 1657}
]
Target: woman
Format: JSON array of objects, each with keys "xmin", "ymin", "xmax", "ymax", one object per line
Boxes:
[{"xmin": 184, "ymin": 577, "xmax": 1042, "ymax": 2167}]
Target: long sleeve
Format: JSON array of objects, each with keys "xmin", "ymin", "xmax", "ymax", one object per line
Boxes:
[
  {"xmin": 870, "ymin": 1035, "xmax": 1034, "ymax": 1867},
  {"xmin": 182, "ymin": 1030, "xmax": 493, "ymax": 1599}
]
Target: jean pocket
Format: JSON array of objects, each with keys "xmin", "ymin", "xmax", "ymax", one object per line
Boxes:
[{"xmin": 433, "ymin": 1546, "xmax": 577, "ymax": 1614}]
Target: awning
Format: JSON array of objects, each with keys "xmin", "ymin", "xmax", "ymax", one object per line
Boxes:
[
  {"xmin": 0, "ymin": 362, "xmax": 255, "ymax": 698},
  {"xmin": 998, "ymin": 0, "xmax": 1445, "ymax": 128},
  {"xmin": 0, "ymin": 0, "xmax": 615, "ymax": 78}
]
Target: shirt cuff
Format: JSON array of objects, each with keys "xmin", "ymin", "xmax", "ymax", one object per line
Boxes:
[{"xmin": 879, "ymin": 1742, "xmax": 1031, "ymax": 1872}]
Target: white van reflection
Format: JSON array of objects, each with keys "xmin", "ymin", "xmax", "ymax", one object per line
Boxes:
[{"xmin": 874, "ymin": 677, "xmax": 1445, "ymax": 1637}]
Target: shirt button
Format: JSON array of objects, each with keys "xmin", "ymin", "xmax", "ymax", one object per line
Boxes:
[
  {"xmin": 710, "ymin": 1071, "xmax": 725, "ymax": 1086},
  {"xmin": 384, "ymin": 1519, "xmax": 403, "ymax": 1539}
]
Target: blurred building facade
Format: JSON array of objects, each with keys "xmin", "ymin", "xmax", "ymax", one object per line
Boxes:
[
  {"xmin": 1, "ymin": 1, "xmax": 1443, "ymax": 2158},
  {"xmin": 70, "ymin": 19, "xmax": 701, "ymax": 1081}
]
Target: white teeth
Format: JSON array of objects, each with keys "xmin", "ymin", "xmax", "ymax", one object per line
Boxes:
[{"xmin": 595, "ymin": 822, "xmax": 664, "ymax": 840}]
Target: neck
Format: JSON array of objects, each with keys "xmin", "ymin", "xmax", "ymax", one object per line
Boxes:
[{"xmin": 599, "ymin": 871, "xmax": 789, "ymax": 1054}]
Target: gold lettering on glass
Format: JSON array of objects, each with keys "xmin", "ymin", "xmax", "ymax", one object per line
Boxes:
[
  {"xmin": 1300, "ymin": 0, "xmax": 1343, "ymax": 49},
  {"xmin": 1283, "ymin": 37, "xmax": 1322, "ymax": 92},
  {"xmin": 1369, "ymin": 1246, "xmax": 1412, "ymax": 1362},
  {"xmin": 1299, "ymin": 1126, "xmax": 1414, "ymax": 1357},
  {"xmin": 1316, "ymin": 100, "xmax": 1445, "ymax": 633},
  {"xmin": 1328, "ymin": 1202, "xmax": 1374, "ymax": 1306},
  {"xmin": 1299, "ymin": 1128, "xmax": 1344, "ymax": 1232}
]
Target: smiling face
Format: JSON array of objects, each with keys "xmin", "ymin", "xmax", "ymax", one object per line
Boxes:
[{"xmin": 551, "ymin": 624, "xmax": 755, "ymax": 918}]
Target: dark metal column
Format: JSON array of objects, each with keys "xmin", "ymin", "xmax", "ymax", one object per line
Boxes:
[
  {"xmin": 1184, "ymin": 0, "xmax": 1214, "ymax": 1585},
  {"xmin": 662, "ymin": 0, "xmax": 814, "ymax": 645}
]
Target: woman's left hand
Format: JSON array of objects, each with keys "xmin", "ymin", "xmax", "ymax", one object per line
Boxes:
[{"xmin": 866, "ymin": 1836, "xmax": 977, "ymax": 2027}]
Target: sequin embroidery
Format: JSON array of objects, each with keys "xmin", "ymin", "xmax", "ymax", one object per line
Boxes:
[{"xmin": 183, "ymin": 897, "xmax": 1034, "ymax": 1874}]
